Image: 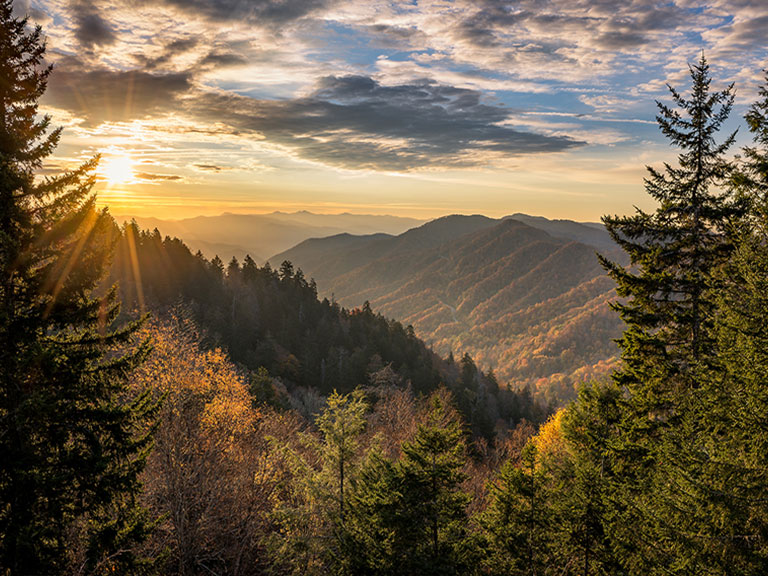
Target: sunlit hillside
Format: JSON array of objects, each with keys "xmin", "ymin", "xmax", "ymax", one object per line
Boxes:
[{"xmin": 275, "ymin": 215, "xmax": 625, "ymax": 403}]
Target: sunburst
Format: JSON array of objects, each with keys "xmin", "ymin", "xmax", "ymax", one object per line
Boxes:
[{"xmin": 99, "ymin": 151, "xmax": 136, "ymax": 186}]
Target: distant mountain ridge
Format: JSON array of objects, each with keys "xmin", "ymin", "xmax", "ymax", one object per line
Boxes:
[
  {"xmin": 272, "ymin": 214, "xmax": 623, "ymax": 403},
  {"xmin": 111, "ymin": 211, "xmax": 425, "ymax": 263}
]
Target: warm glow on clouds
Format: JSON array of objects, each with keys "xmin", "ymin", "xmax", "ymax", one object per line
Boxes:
[{"xmin": 17, "ymin": 0, "xmax": 768, "ymax": 220}]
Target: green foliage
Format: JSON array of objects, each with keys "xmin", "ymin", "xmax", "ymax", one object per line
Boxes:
[
  {"xmin": 316, "ymin": 390, "xmax": 368, "ymax": 522},
  {"xmin": 0, "ymin": 4, "xmax": 156, "ymax": 573},
  {"xmin": 601, "ymin": 55, "xmax": 738, "ymax": 392},
  {"xmin": 597, "ymin": 57, "xmax": 743, "ymax": 573},
  {"xmin": 481, "ymin": 443, "xmax": 546, "ymax": 576},
  {"xmin": 338, "ymin": 448, "xmax": 400, "ymax": 576},
  {"xmin": 341, "ymin": 392, "xmax": 473, "ymax": 576},
  {"xmin": 555, "ymin": 382, "xmax": 622, "ymax": 576},
  {"xmin": 396, "ymin": 393, "xmax": 472, "ymax": 574}
]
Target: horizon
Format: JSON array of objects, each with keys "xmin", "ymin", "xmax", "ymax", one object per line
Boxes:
[
  {"xmin": 20, "ymin": 0, "xmax": 768, "ymax": 220},
  {"xmin": 109, "ymin": 208, "xmax": 603, "ymax": 225}
]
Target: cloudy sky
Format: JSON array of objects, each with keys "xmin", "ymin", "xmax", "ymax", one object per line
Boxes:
[{"xmin": 17, "ymin": 0, "xmax": 768, "ymax": 220}]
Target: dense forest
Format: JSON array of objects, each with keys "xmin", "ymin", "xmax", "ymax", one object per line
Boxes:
[
  {"xmin": 107, "ymin": 223, "xmax": 548, "ymax": 440},
  {"xmin": 5, "ymin": 4, "xmax": 768, "ymax": 576},
  {"xmin": 274, "ymin": 215, "xmax": 624, "ymax": 404}
]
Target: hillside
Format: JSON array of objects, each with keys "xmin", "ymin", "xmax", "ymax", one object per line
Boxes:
[
  {"xmin": 113, "ymin": 211, "xmax": 424, "ymax": 263},
  {"xmin": 107, "ymin": 223, "xmax": 550, "ymax": 438},
  {"xmin": 272, "ymin": 215, "xmax": 624, "ymax": 403}
]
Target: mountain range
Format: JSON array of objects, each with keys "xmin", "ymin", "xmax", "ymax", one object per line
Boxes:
[
  {"xmin": 272, "ymin": 214, "xmax": 624, "ymax": 403},
  {"xmin": 111, "ymin": 211, "xmax": 424, "ymax": 263}
]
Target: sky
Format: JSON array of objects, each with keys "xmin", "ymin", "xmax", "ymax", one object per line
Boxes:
[{"xmin": 16, "ymin": 0, "xmax": 768, "ymax": 221}]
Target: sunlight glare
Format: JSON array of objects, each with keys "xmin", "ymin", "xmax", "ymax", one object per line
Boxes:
[{"xmin": 99, "ymin": 152, "xmax": 136, "ymax": 186}]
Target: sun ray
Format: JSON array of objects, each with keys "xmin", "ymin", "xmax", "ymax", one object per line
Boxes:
[
  {"xmin": 99, "ymin": 150, "xmax": 136, "ymax": 187},
  {"xmin": 43, "ymin": 208, "xmax": 99, "ymax": 318},
  {"xmin": 125, "ymin": 224, "xmax": 146, "ymax": 313}
]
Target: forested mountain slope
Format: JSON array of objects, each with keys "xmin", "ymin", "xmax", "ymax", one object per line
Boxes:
[
  {"xmin": 107, "ymin": 223, "xmax": 549, "ymax": 438},
  {"xmin": 273, "ymin": 215, "xmax": 624, "ymax": 402}
]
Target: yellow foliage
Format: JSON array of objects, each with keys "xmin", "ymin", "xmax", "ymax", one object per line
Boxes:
[{"xmin": 531, "ymin": 409, "xmax": 568, "ymax": 462}]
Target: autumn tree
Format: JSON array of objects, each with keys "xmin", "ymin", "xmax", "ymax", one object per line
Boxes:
[
  {"xmin": 136, "ymin": 316, "xmax": 283, "ymax": 576},
  {"xmin": 0, "ymin": 4, "xmax": 156, "ymax": 573}
]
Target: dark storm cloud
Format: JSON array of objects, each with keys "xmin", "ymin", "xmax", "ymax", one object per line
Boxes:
[
  {"xmin": 185, "ymin": 75, "xmax": 582, "ymax": 171},
  {"xmin": 70, "ymin": 0, "xmax": 117, "ymax": 47},
  {"xmin": 151, "ymin": 0, "xmax": 330, "ymax": 25},
  {"xmin": 44, "ymin": 58, "xmax": 192, "ymax": 125}
]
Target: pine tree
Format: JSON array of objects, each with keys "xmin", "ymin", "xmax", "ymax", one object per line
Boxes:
[
  {"xmin": 598, "ymin": 57, "xmax": 742, "ymax": 574},
  {"xmin": 395, "ymin": 392, "xmax": 472, "ymax": 575},
  {"xmin": 737, "ymin": 71, "xmax": 768, "ymax": 209},
  {"xmin": 682, "ymin": 73, "xmax": 768, "ymax": 574},
  {"xmin": 0, "ymin": 4, "xmax": 156, "ymax": 573},
  {"xmin": 555, "ymin": 381, "xmax": 622, "ymax": 576},
  {"xmin": 481, "ymin": 443, "xmax": 546, "ymax": 576},
  {"xmin": 600, "ymin": 55, "xmax": 738, "ymax": 394},
  {"xmin": 316, "ymin": 389, "xmax": 368, "ymax": 523},
  {"xmin": 340, "ymin": 448, "xmax": 401, "ymax": 576}
]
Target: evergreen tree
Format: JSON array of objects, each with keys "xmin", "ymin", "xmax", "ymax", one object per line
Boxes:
[
  {"xmin": 599, "ymin": 57, "xmax": 742, "ymax": 574},
  {"xmin": 600, "ymin": 54, "xmax": 738, "ymax": 392},
  {"xmin": 737, "ymin": 71, "xmax": 768, "ymax": 209},
  {"xmin": 395, "ymin": 392, "xmax": 472, "ymax": 575},
  {"xmin": 316, "ymin": 389, "xmax": 368, "ymax": 523},
  {"xmin": 341, "ymin": 448, "xmax": 401, "ymax": 576},
  {"xmin": 555, "ymin": 382, "xmax": 622, "ymax": 576},
  {"xmin": 481, "ymin": 443, "xmax": 546, "ymax": 576},
  {"xmin": 341, "ymin": 392, "xmax": 473, "ymax": 575},
  {"xmin": 680, "ymin": 73, "xmax": 768, "ymax": 574},
  {"xmin": 704, "ymin": 222, "xmax": 768, "ymax": 573},
  {"xmin": 0, "ymin": 4, "xmax": 156, "ymax": 573}
]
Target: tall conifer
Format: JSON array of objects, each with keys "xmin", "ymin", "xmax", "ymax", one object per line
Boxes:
[
  {"xmin": 0, "ymin": 4, "xmax": 156, "ymax": 573},
  {"xmin": 601, "ymin": 55, "xmax": 737, "ymax": 383},
  {"xmin": 599, "ymin": 57, "xmax": 742, "ymax": 574}
]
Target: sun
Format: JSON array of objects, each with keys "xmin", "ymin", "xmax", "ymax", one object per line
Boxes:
[{"xmin": 99, "ymin": 152, "xmax": 136, "ymax": 186}]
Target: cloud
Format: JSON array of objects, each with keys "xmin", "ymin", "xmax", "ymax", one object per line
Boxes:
[
  {"xmin": 199, "ymin": 50, "xmax": 248, "ymax": 68},
  {"xmin": 70, "ymin": 0, "xmax": 117, "ymax": 47},
  {"xmin": 703, "ymin": 14, "xmax": 768, "ymax": 53},
  {"xmin": 431, "ymin": 0, "xmax": 700, "ymax": 83},
  {"xmin": 185, "ymin": 75, "xmax": 582, "ymax": 171},
  {"xmin": 147, "ymin": 0, "xmax": 331, "ymax": 25},
  {"xmin": 44, "ymin": 58, "xmax": 192, "ymax": 125},
  {"xmin": 135, "ymin": 172, "xmax": 183, "ymax": 181},
  {"xmin": 137, "ymin": 36, "xmax": 201, "ymax": 69}
]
